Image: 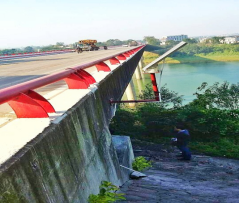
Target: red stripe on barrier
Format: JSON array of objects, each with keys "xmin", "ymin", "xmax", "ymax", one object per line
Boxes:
[
  {"xmin": 117, "ymin": 54, "xmax": 127, "ymax": 60},
  {"xmin": 77, "ymin": 69, "xmax": 96, "ymax": 84},
  {"xmin": 109, "ymin": 57, "xmax": 120, "ymax": 65},
  {"xmin": 8, "ymin": 93, "xmax": 49, "ymax": 118},
  {"xmin": 123, "ymin": 52, "xmax": 130, "ymax": 57},
  {"xmin": 64, "ymin": 73, "xmax": 89, "ymax": 89},
  {"xmin": 26, "ymin": 90, "xmax": 55, "ymax": 113},
  {"xmin": 95, "ymin": 62, "xmax": 111, "ymax": 72}
]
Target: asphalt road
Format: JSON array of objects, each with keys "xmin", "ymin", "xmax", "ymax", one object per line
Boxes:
[{"xmin": 0, "ymin": 47, "xmax": 132, "ymax": 89}]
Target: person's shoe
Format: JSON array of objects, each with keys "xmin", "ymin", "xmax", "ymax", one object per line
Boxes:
[{"xmin": 176, "ymin": 154, "xmax": 183, "ymax": 157}]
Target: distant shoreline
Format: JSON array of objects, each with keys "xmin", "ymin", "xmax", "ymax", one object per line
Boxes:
[
  {"xmin": 143, "ymin": 51, "xmax": 239, "ymax": 65},
  {"xmin": 164, "ymin": 54, "xmax": 239, "ymax": 64}
]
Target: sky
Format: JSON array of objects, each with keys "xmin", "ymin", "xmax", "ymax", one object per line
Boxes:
[{"xmin": 0, "ymin": 0, "xmax": 239, "ymax": 49}]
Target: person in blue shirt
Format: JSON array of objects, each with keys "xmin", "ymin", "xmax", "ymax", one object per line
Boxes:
[{"xmin": 172, "ymin": 124, "xmax": 191, "ymax": 161}]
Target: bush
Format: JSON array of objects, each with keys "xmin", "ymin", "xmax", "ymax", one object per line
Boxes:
[
  {"xmin": 132, "ymin": 156, "xmax": 152, "ymax": 171},
  {"xmin": 190, "ymin": 138, "xmax": 239, "ymax": 159},
  {"xmin": 88, "ymin": 181, "xmax": 125, "ymax": 203}
]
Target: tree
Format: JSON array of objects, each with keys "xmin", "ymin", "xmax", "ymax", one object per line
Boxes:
[
  {"xmin": 24, "ymin": 46, "xmax": 34, "ymax": 53},
  {"xmin": 40, "ymin": 45, "xmax": 55, "ymax": 51},
  {"xmin": 105, "ymin": 39, "xmax": 122, "ymax": 46},
  {"xmin": 0, "ymin": 49, "xmax": 19, "ymax": 55},
  {"xmin": 143, "ymin": 36, "xmax": 161, "ymax": 46},
  {"xmin": 183, "ymin": 38, "xmax": 198, "ymax": 44},
  {"xmin": 96, "ymin": 42, "xmax": 104, "ymax": 47},
  {"xmin": 191, "ymin": 81, "xmax": 239, "ymax": 110},
  {"xmin": 138, "ymin": 84, "xmax": 183, "ymax": 109},
  {"xmin": 56, "ymin": 42, "xmax": 65, "ymax": 46},
  {"xmin": 165, "ymin": 40, "xmax": 178, "ymax": 46},
  {"xmin": 211, "ymin": 37, "xmax": 224, "ymax": 44}
]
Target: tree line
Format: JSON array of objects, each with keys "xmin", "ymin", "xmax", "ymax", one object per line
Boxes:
[
  {"xmin": 0, "ymin": 39, "xmax": 142, "ymax": 55},
  {"xmin": 0, "ymin": 42, "xmax": 71, "ymax": 55},
  {"xmin": 144, "ymin": 36, "xmax": 239, "ymax": 56}
]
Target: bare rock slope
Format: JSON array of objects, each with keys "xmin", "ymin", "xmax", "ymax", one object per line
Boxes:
[{"xmin": 119, "ymin": 139, "xmax": 239, "ymax": 203}]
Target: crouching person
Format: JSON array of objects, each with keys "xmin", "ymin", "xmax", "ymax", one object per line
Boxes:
[{"xmin": 172, "ymin": 124, "xmax": 191, "ymax": 161}]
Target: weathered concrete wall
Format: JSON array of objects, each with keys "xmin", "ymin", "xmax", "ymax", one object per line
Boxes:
[
  {"xmin": 0, "ymin": 49, "xmax": 144, "ymax": 203},
  {"xmin": 112, "ymin": 136, "xmax": 134, "ymax": 183}
]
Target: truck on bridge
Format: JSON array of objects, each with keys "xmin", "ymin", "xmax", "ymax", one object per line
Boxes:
[
  {"xmin": 128, "ymin": 40, "xmax": 138, "ymax": 47},
  {"xmin": 76, "ymin": 40, "xmax": 100, "ymax": 53}
]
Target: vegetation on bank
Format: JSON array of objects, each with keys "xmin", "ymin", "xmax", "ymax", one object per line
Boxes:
[
  {"xmin": 132, "ymin": 156, "xmax": 152, "ymax": 171},
  {"xmin": 88, "ymin": 181, "xmax": 125, "ymax": 203},
  {"xmin": 110, "ymin": 82, "xmax": 239, "ymax": 159},
  {"xmin": 145, "ymin": 42, "xmax": 239, "ymax": 64}
]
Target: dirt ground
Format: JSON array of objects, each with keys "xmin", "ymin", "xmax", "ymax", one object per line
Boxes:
[{"xmin": 119, "ymin": 139, "xmax": 239, "ymax": 203}]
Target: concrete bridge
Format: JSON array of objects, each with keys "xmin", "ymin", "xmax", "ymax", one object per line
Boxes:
[{"xmin": 0, "ymin": 46, "xmax": 145, "ymax": 202}]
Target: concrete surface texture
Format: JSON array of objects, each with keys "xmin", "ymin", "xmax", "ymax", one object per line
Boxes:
[
  {"xmin": 0, "ymin": 49, "xmax": 144, "ymax": 202},
  {"xmin": 112, "ymin": 136, "xmax": 135, "ymax": 183},
  {"xmin": 119, "ymin": 139, "xmax": 239, "ymax": 203}
]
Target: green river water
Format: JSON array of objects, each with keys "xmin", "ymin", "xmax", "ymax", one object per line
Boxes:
[{"xmin": 132, "ymin": 61, "xmax": 239, "ymax": 104}]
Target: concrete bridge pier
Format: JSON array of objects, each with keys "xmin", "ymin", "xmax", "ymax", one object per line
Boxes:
[
  {"xmin": 125, "ymin": 80, "xmax": 137, "ymax": 107},
  {"xmin": 136, "ymin": 78, "xmax": 143, "ymax": 95},
  {"xmin": 138, "ymin": 57, "xmax": 145, "ymax": 79},
  {"xmin": 134, "ymin": 65, "xmax": 142, "ymax": 80}
]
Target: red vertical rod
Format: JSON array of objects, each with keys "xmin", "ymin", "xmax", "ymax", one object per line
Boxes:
[{"xmin": 150, "ymin": 73, "xmax": 160, "ymax": 101}]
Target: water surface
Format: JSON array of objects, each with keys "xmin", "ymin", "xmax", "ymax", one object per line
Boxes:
[{"xmin": 133, "ymin": 62, "xmax": 239, "ymax": 104}]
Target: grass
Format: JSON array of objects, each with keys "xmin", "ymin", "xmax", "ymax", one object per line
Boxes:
[
  {"xmin": 196, "ymin": 53, "xmax": 239, "ymax": 62},
  {"xmin": 143, "ymin": 51, "xmax": 239, "ymax": 64},
  {"xmin": 143, "ymin": 52, "xmax": 159, "ymax": 65},
  {"xmin": 190, "ymin": 138, "xmax": 239, "ymax": 159}
]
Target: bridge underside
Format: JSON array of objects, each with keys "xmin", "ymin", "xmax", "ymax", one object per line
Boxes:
[{"xmin": 0, "ymin": 48, "xmax": 144, "ymax": 202}]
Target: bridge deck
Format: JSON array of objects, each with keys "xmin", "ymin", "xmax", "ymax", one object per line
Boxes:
[
  {"xmin": 0, "ymin": 47, "xmax": 133, "ymax": 121},
  {"xmin": 0, "ymin": 52, "xmax": 128, "ymax": 165},
  {"xmin": 0, "ymin": 47, "xmax": 132, "ymax": 89}
]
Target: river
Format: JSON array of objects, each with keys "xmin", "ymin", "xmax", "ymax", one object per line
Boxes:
[{"xmin": 132, "ymin": 61, "xmax": 239, "ymax": 104}]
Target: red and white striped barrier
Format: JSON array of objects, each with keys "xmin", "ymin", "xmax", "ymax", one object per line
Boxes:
[{"xmin": 0, "ymin": 46, "xmax": 145, "ymax": 118}]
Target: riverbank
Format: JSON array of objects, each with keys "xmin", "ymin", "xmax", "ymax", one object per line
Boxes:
[{"xmin": 143, "ymin": 51, "xmax": 239, "ymax": 64}]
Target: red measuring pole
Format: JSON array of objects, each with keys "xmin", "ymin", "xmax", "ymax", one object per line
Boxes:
[{"xmin": 150, "ymin": 73, "xmax": 160, "ymax": 101}]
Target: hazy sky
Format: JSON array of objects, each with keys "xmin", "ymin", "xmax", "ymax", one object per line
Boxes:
[{"xmin": 0, "ymin": 0, "xmax": 239, "ymax": 48}]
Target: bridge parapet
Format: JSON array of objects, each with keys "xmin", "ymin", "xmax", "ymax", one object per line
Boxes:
[
  {"xmin": 0, "ymin": 46, "xmax": 145, "ymax": 202},
  {"xmin": 0, "ymin": 46, "xmax": 144, "ymax": 118}
]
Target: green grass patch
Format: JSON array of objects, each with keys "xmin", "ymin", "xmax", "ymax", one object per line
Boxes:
[
  {"xmin": 143, "ymin": 51, "xmax": 159, "ymax": 65},
  {"xmin": 190, "ymin": 138, "xmax": 239, "ymax": 159},
  {"xmin": 165, "ymin": 54, "xmax": 239, "ymax": 64}
]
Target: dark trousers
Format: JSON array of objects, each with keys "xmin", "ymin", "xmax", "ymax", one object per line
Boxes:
[{"xmin": 178, "ymin": 146, "xmax": 191, "ymax": 160}]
